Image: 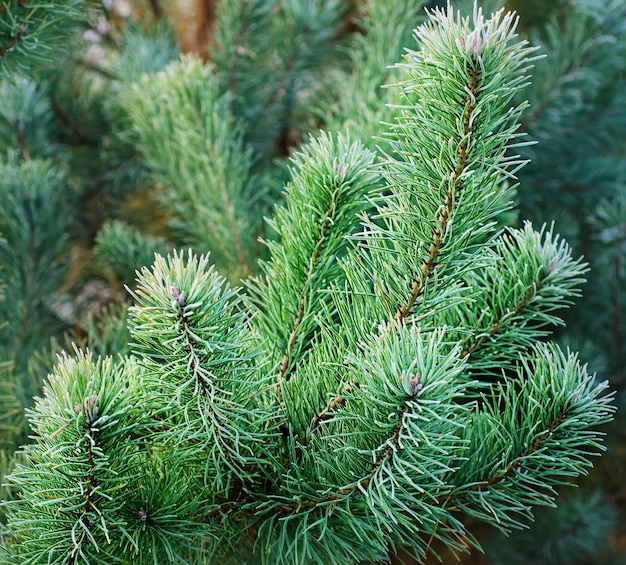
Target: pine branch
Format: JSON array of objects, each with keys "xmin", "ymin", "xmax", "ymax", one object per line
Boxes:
[
  {"xmin": 274, "ymin": 195, "xmax": 335, "ymax": 386},
  {"xmin": 1, "ymin": 352, "xmax": 150, "ymax": 563},
  {"xmin": 393, "ymin": 58, "xmax": 479, "ymax": 325},
  {"xmin": 128, "ymin": 251, "xmax": 280, "ymax": 492},
  {"xmin": 210, "ymin": 0, "xmax": 348, "ymax": 157},
  {"xmin": 521, "ymin": 2, "xmax": 620, "ymax": 128},
  {"xmin": 0, "ymin": 0, "xmax": 85, "ymax": 74},
  {"xmin": 255, "ymin": 327, "xmax": 472, "ymax": 563},
  {"xmin": 0, "ymin": 157, "xmax": 72, "ymax": 371},
  {"xmin": 0, "ymin": 5, "xmax": 617, "ymax": 564},
  {"xmin": 125, "ymin": 56, "xmax": 258, "ymax": 279},
  {"xmin": 247, "ymin": 132, "xmax": 380, "ymax": 393},
  {"xmin": 305, "ymin": 5, "xmax": 538, "ymax": 433},
  {"xmin": 338, "ymin": 6, "xmax": 535, "ymax": 336},
  {"xmin": 441, "ymin": 343, "xmax": 615, "ymax": 532},
  {"xmin": 458, "ymin": 223, "xmax": 587, "ymax": 371}
]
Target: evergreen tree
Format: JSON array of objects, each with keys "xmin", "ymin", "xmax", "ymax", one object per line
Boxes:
[{"xmin": 0, "ymin": 1, "xmax": 623, "ymax": 564}]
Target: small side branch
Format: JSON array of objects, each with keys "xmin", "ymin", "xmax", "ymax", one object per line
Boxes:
[
  {"xmin": 393, "ymin": 63, "xmax": 480, "ymax": 325},
  {"xmin": 440, "ymin": 407, "xmax": 566, "ymax": 512},
  {"xmin": 474, "ymin": 407, "xmax": 565, "ymax": 490},
  {"xmin": 281, "ymin": 375, "xmax": 421, "ymax": 513},
  {"xmin": 311, "ymin": 383, "xmax": 352, "ymax": 429},
  {"xmin": 462, "ymin": 269, "xmax": 550, "ymax": 359},
  {"xmin": 0, "ymin": 22, "xmax": 28, "ymax": 58},
  {"xmin": 275, "ymin": 187, "xmax": 339, "ymax": 394}
]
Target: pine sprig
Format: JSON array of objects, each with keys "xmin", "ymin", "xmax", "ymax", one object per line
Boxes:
[
  {"xmin": 128, "ymin": 251, "xmax": 280, "ymax": 493},
  {"xmin": 247, "ymin": 132, "xmax": 381, "ymax": 391},
  {"xmin": 333, "ymin": 6, "xmax": 538, "ymax": 345},
  {"xmin": 0, "ymin": 5, "xmax": 616, "ymax": 565},
  {"xmin": 1, "ymin": 352, "xmax": 147, "ymax": 564},
  {"xmin": 301, "ymin": 5, "xmax": 539, "ymax": 437},
  {"xmin": 445, "ymin": 343, "xmax": 614, "ymax": 532},
  {"xmin": 125, "ymin": 56, "xmax": 258, "ymax": 279},
  {"xmin": 457, "ymin": 222, "xmax": 588, "ymax": 375},
  {"xmin": 253, "ymin": 328, "xmax": 473, "ymax": 563}
]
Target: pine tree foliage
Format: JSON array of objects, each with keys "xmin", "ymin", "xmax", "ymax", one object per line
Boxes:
[
  {"xmin": 246, "ymin": 132, "xmax": 382, "ymax": 384},
  {"xmin": 0, "ymin": 0, "xmax": 406, "ymax": 497},
  {"xmin": 208, "ymin": 0, "xmax": 350, "ymax": 158},
  {"xmin": 0, "ymin": 6, "xmax": 616, "ymax": 564},
  {"xmin": 518, "ymin": 0, "xmax": 626, "ymax": 214},
  {"xmin": 587, "ymin": 194, "xmax": 626, "ymax": 380},
  {"xmin": 0, "ymin": 157, "xmax": 73, "ymax": 373},
  {"xmin": 322, "ymin": 0, "xmax": 428, "ymax": 143},
  {"xmin": 0, "ymin": 76, "xmax": 55, "ymax": 160},
  {"xmin": 94, "ymin": 220, "xmax": 170, "ymax": 290},
  {"xmin": 448, "ymin": 0, "xmax": 626, "ymax": 559},
  {"xmin": 125, "ymin": 56, "xmax": 260, "ymax": 280},
  {"xmin": 513, "ymin": 0, "xmax": 626, "ymax": 383},
  {"xmin": 0, "ymin": 0, "xmax": 84, "ymax": 74},
  {"xmin": 1, "ymin": 352, "xmax": 152, "ymax": 564}
]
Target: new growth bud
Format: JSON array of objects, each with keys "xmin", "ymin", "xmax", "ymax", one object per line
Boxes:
[
  {"xmin": 409, "ymin": 373, "xmax": 422, "ymax": 395},
  {"xmin": 75, "ymin": 393, "xmax": 99, "ymax": 424},
  {"xmin": 467, "ymin": 8, "xmax": 483, "ymax": 61},
  {"xmin": 170, "ymin": 284, "xmax": 187, "ymax": 309},
  {"xmin": 400, "ymin": 372, "xmax": 422, "ymax": 396},
  {"xmin": 467, "ymin": 28, "xmax": 480, "ymax": 60}
]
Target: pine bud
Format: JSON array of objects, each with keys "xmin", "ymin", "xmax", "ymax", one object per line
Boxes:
[
  {"xmin": 548, "ymin": 257, "xmax": 557, "ymax": 273},
  {"xmin": 409, "ymin": 373, "xmax": 422, "ymax": 395},
  {"xmin": 467, "ymin": 29, "xmax": 480, "ymax": 60},
  {"xmin": 76, "ymin": 393, "xmax": 99, "ymax": 424},
  {"xmin": 170, "ymin": 284, "xmax": 187, "ymax": 309}
]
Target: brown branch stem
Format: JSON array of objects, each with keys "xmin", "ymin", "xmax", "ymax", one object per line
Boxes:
[
  {"xmin": 147, "ymin": 0, "xmax": 163, "ymax": 19},
  {"xmin": 194, "ymin": 0, "xmax": 217, "ymax": 54},
  {"xmin": 312, "ymin": 60, "xmax": 481, "ymax": 430},
  {"xmin": 172, "ymin": 292, "xmax": 235, "ymax": 462},
  {"xmin": 441, "ymin": 407, "xmax": 566, "ymax": 510},
  {"xmin": 68, "ymin": 402, "xmax": 102, "ymax": 564}
]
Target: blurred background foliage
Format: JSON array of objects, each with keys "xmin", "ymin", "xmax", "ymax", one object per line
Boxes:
[{"xmin": 0, "ymin": 0, "xmax": 624, "ymax": 562}]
